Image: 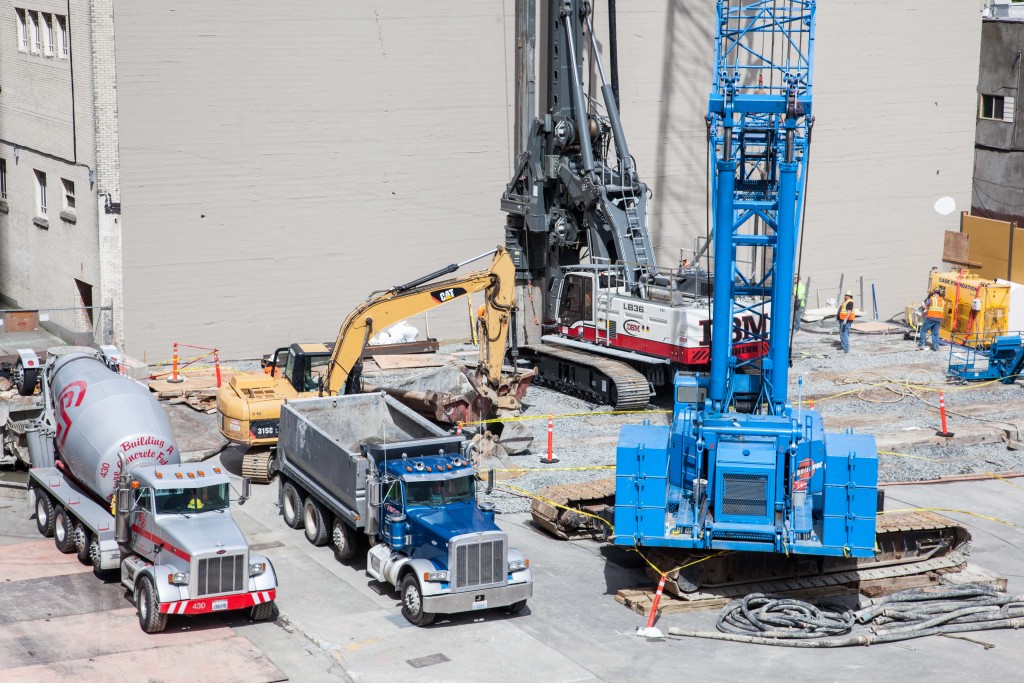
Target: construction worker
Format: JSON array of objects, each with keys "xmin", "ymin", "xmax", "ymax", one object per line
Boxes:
[
  {"xmin": 793, "ymin": 275, "xmax": 807, "ymax": 332},
  {"xmin": 917, "ymin": 288, "xmax": 944, "ymax": 351},
  {"xmin": 836, "ymin": 291, "xmax": 855, "ymax": 353},
  {"xmin": 187, "ymin": 489, "xmax": 206, "ymax": 511}
]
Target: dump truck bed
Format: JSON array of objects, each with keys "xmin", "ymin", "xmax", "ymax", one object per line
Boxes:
[{"xmin": 278, "ymin": 393, "xmax": 450, "ymax": 524}]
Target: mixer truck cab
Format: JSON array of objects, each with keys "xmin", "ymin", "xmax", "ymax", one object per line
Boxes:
[
  {"xmin": 17, "ymin": 347, "xmax": 279, "ymax": 633},
  {"xmin": 368, "ymin": 453, "xmax": 532, "ymax": 625},
  {"xmin": 114, "ymin": 462, "xmax": 278, "ymax": 631}
]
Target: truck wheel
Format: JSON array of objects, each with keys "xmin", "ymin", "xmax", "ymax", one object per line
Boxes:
[
  {"xmin": 332, "ymin": 518, "xmax": 355, "ymax": 560},
  {"xmin": 400, "ymin": 574, "xmax": 435, "ymax": 627},
  {"xmin": 136, "ymin": 576, "xmax": 169, "ymax": 633},
  {"xmin": 505, "ymin": 599, "xmax": 527, "ymax": 614},
  {"xmin": 53, "ymin": 507, "xmax": 76, "ymax": 554},
  {"xmin": 250, "ymin": 601, "xmax": 277, "ymax": 622},
  {"xmin": 303, "ymin": 498, "xmax": 330, "ymax": 546},
  {"xmin": 281, "ymin": 482, "xmax": 304, "ymax": 529},
  {"xmin": 13, "ymin": 360, "xmax": 38, "ymax": 396},
  {"xmin": 75, "ymin": 525, "xmax": 92, "ymax": 565},
  {"xmin": 34, "ymin": 488, "xmax": 55, "ymax": 537},
  {"xmin": 89, "ymin": 537, "xmax": 107, "ymax": 577}
]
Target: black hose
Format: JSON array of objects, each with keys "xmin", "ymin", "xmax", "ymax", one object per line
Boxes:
[{"xmin": 668, "ymin": 585, "xmax": 1024, "ymax": 648}]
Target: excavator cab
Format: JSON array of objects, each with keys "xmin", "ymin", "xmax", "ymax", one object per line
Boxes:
[{"xmin": 265, "ymin": 343, "xmax": 332, "ymax": 393}]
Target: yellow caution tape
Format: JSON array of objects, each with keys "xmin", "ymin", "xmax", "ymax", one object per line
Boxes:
[
  {"xmin": 465, "ymin": 408, "xmax": 670, "ymax": 428},
  {"xmin": 879, "ymin": 506, "xmax": 1019, "ymax": 528},
  {"xmin": 493, "ymin": 465, "xmax": 614, "ymax": 473},
  {"xmin": 496, "ymin": 482, "xmax": 615, "ymax": 533},
  {"xmin": 877, "ymin": 450, "xmax": 942, "ymax": 463}
]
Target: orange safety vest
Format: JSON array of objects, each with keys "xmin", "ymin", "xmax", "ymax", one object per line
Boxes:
[
  {"xmin": 838, "ymin": 298, "xmax": 856, "ymax": 322},
  {"xmin": 925, "ymin": 294, "xmax": 944, "ymax": 319}
]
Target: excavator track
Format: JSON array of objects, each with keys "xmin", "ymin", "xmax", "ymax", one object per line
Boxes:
[
  {"xmin": 519, "ymin": 344, "xmax": 651, "ymax": 410},
  {"xmin": 530, "ymin": 477, "xmax": 972, "ymax": 595},
  {"xmin": 241, "ymin": 448, "xmax": 277, "ymax": 484}
]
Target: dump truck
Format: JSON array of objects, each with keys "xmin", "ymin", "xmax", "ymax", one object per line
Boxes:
[
  {"xmin": 13, "ymin": 346, "xmax": 278, "ymax": 633},
  {"xmin": 276, "ymin": 393, "xmax": 532, "ymax": 626}
]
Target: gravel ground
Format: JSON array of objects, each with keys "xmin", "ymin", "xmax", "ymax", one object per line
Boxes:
[
  {"xmin": 210, "ymin": 332, "xmax": 1024, "ymax": 515},
  {"xmin": 435, "ymin": 329, "xmax": 1024, "ymax": 513}
]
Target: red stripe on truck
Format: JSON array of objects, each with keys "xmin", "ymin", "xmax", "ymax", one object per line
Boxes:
[{"xmin": 131, "ymin": 524, "xmax": 191, "ymax": 562}]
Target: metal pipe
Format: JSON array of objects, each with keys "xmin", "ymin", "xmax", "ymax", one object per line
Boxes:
[
  {"xmin": 562, "ymin": 6, "xmax": 596, "ymax": 176},
  {"xmin": 770, "ymin": 160, "xmax": 799, "ymax": 409},
  {"xmin": 709, "ymin": 158, "xmax": 737, "ymax": 406},
  {"xmin": 585, "ymin": 12, "xmax": 631, "ymax": 171}
]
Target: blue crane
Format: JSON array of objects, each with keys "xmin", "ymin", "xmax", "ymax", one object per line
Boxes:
[{"xmin": 612, "ymin": 1, "xmax": 880, "ymax": 565}]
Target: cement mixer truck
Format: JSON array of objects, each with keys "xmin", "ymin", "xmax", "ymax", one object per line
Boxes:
[{"xmin": 13, "ymin": 346, "xmax": 279, "ymax": 633}]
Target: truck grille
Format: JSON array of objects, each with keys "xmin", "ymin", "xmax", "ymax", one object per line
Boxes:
[
  {"xmin": 196, "ymin": 554, "xmax": 245, "ymax": 597},
  {"xmin": 721, "ymin": 473, "xmax": 768, "ymax": 517},
  {"xmin": 454, "ymin": 539, "xmax": 505, "ymax": 589}
]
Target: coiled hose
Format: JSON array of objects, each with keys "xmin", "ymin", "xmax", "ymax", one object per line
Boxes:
[{"xmin": 669, "ymin": 585, "xmax": 1024, "ymax": 647}]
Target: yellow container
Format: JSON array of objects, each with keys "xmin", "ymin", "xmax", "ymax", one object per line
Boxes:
[{"xmin": 927, "ymin": 271, "xmax": 1010, "ymax": 346}]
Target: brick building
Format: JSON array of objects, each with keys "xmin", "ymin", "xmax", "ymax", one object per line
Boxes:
[{"xmin": 0, "ymin": 0, "xmax": 122, "ymax": 346}]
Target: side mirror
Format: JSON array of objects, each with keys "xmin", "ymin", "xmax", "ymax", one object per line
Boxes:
[
  {"xmin": 239, "ymin": 478, "xmax": 252, "ymax": 505},
  {"xmin": 115, "ymin": 488, "xmax": 132, "ymax": 543},
  {"xmin": 486, "ymin": 469, "xmax": 495, "ymax": 495}
]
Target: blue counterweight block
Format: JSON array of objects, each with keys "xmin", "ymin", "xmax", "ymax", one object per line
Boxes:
[
  {"xmin": 614, "ymin": 424, "xmax": 670, "ymax": 544},
  {"xmin": 820, "ymin": 432, "xmax": 879, "ymax": 557}
]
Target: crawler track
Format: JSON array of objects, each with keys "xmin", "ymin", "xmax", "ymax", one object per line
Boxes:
[{"xmin": 519, "ymin": 344, "xmax": 650, "ymax": 410}]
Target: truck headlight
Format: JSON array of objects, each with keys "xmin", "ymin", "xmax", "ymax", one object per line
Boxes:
[
  {"xmin": 168, "ymin": 572, "xmax": 189, "ymax": 585},
  {"xmin": 249, "ymin": 562, "xmax": 267, "ymax": 576},
  {"xmin": 508, "ymin": 559, "xmax": 529, "ymax": 572},
  {"xmin": 423, "ymin": 570, "xmax": 449, "ymax": 582}
]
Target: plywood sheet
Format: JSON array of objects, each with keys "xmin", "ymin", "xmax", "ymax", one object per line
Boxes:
[
  {"xmin": 371, "ymin": 353, "xmax": 457, "ymax": 370},
  {"xmin": 963, "ymin": 213, "xmax": 1012, "ymax": 280}
]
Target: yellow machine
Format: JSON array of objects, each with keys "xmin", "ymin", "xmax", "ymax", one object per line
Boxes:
[
  {"xmin": 217, "ymin": 247, "xmax": 529, "ymax": 479},
  {"xmin": 928, "ymin": 270, "xmax": 1011, "ymax": 346}
]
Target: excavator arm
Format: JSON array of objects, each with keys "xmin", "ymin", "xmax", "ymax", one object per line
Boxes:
[{"xmin": 323, "ymin": 247, "xmax": 517, "ymax": 395}]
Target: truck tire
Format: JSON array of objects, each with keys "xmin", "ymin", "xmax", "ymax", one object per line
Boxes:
[
  {"xmin": 505, "ymin": 599, "xmax": 527, "ymax": 614},
  {"xmin": 281, "ymin": 482, "xmax": 304, "ymax": 529},
  {"xmin": 75, "ymin": 525, "xmax": 92, "ymax": 565},
  {"xmin": 34, "ymin": 488, "xmax": 55, "ymax": 537},
  {"xmin": 332, "ymin": 518, "xmax": 355, "ymax": 560},
  {"xmin": 13, "ymin": 360, "xmax": 38, "ymax": 396},
  {"xmin": 400, "ymin": 573, "xmax": 435, "ymax": 627},
  {"xmin": 250, "ymin": 601, "xmax": 277, "ymax": 622},
  {"xmin": 89, "ymin": 537, "xmax": 107, "ymax": 577},
  {"xmin": 303, "ymin": 498, "xmax": 330, "ymax": 546},
  {"xmin": 136, "ymin": 576, "xmax": 169, "ymax": 633},
  {"xmin": 53, "ymin": 507, "xmax": 77, "ymax": 554}
]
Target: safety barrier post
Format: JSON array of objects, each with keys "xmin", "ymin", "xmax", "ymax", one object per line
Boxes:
[
  {"xmin": 936, "ymin": 390, "xmax": 955, "ymax": 438},
  {"xmin": 646, "ymin": 573, "xmax": 667, "ymax": 629},
  {"xmin": 540, "ymin": 414, "xmax": 559, "ymax": 464},
  {"xmin": 214, "ymin": 349, "xmax": 222, "ymax": 388},
  {"xmin": 168, "ymin": 342, "xmax": 184, "ymax": 383}
]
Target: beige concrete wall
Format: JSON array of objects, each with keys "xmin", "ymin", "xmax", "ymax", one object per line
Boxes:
[{"xmin": 114, "ymin": 0, "xmax": 981, "ymax": 360}]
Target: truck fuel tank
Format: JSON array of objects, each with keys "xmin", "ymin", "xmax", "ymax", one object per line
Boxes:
[{"xmin": 49, "ymin": 352, "xmax": 180, "ymax": 501}]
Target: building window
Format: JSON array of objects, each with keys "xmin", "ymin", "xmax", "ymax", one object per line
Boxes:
[
  {"xmin": 55, "ymin": 15, "xmax": 68, "ymax": 59},
  {"xmin": 1, "ymin": 159, "xmax": 6, "ymax": 200},
  {"xmin": 16, "ymin": 9, "xmax": 28, "ymax": 52},
  {"xmin": 62, "ymin": 178, "xmax": 75, "ymax": 213},
  {"xmin": 35, "ymin": 171, "xmax": 47, "ymax": 217},
  {"xmin": 29, "ymin": 11, "xmax": 40, "ymax": 54},
  {"xmin": 41, "ymin": 13, "xmax": 53, "ymax": 57},
  {"xmin": 981, "ymin": 95, "xmax": 1005, "ymax": 120}
]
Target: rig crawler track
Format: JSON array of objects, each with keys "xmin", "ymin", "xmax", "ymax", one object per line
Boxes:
[
  {"xmin": 530, "ymin": 479, "xmax": 972, "ymax": 595},
  {"xmin": 519, "ymin": 344, "xmax": 651, "ymax": 410}
]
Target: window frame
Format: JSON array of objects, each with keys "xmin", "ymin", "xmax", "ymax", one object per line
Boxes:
[
  {"xmin": 35, "ymin": 170, "xmax": 47, "ymax": 217},
  {"xmin": 28, "ymin": 10, "xmax": 40, "ymax": 54},
  {"xmin": 62, "ymin": 178, "xmax": 75, "ymax": 213},
  {"xmin": 980, "ymin": 94, "xmax": 1005, "ymax": 121},
  {"xmin": 41, "ymin": 13, "xmax": 53, "ymax": 57},
  {"xmin": 16, "ymin": 9, "xmax": 28, "ymax": 52},
  {"xmin": 55, "ymin": 14, "xmax": 68, "ymax": 59}
]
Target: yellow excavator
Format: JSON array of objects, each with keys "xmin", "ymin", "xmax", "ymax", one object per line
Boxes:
[{"xmin": 217, "ymin": 246, "xmax": 533, "ymax": 481}]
